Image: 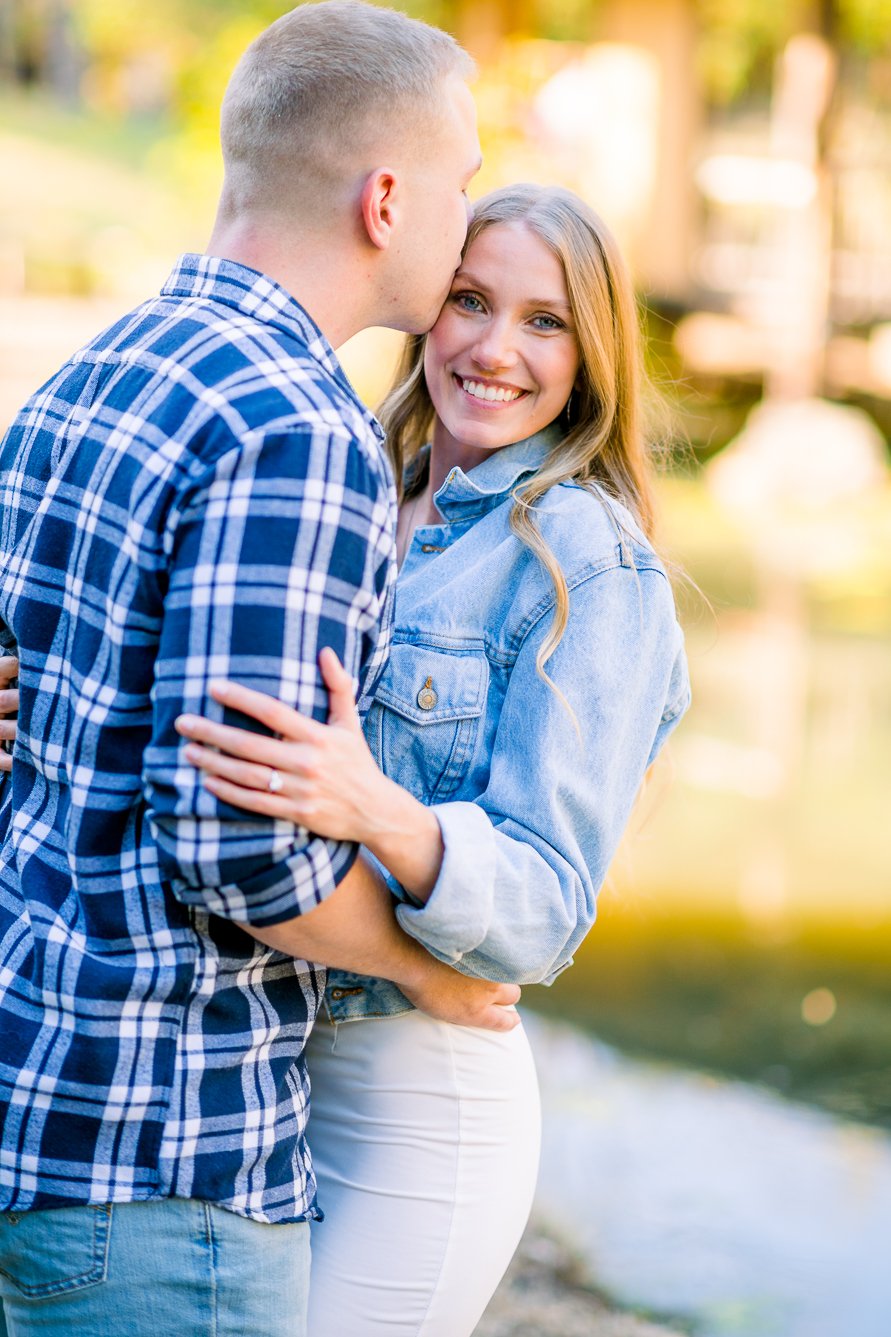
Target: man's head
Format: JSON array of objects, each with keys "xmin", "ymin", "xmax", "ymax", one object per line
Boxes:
[{"xmin": 218, "ymin": 1, "xmax": 481, "ymax": 334}]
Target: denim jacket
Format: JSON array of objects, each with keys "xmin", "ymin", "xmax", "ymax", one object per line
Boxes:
[{"xmin": 325, "ymin": 427, "xmax": 690, "ymax": 1022}]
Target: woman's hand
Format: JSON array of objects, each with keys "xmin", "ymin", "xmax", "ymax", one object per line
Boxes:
[
  {"xmin": 0, "ymin": 656, "xmax": 19, "ymax": 774},
  {"xmin": 175, "ymin": 649, "xmax": 393, "ymax": 845}
]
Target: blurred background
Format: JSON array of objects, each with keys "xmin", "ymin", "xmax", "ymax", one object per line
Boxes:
[{"xmin": 2, "ymin": 3, "xmax": 890, "ymax": 1333}]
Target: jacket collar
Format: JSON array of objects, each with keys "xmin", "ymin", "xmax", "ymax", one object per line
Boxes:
[{"xmin": 430, "ymin": 424, "xmax": 564, "ymax": 520}]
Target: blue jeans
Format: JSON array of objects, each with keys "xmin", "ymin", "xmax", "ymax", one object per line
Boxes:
[{"xmin": 0, "ymin": 1197, "xmax": 310, "ymax": 1336}]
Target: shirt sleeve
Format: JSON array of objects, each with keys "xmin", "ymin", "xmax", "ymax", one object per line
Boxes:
[
  {"xmin": 143, "ymin": 421, "xmax": 395, "ymax": 927},
  {"xmin": 395, "ymin": 562, "xmax": 690, "ymax": 983}
]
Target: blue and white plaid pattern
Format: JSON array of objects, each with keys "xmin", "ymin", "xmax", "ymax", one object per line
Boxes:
[{"xmin": 0, "ymin": 255, "xmax": 397, "ymax": 1221}]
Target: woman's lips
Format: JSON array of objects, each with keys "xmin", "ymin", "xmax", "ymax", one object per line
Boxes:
[{"xmin": 454, "ymin": 374, "xmax": 529, "ymax": 408}]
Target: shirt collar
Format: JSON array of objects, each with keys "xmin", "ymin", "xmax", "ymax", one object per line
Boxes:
[
  {"xmin": 431, "ymin": 423, "xmax": 564, "ymax": 520},
  {"xmin": 161, "ymin": 253, "xmax": 383, "ymax": 440}
]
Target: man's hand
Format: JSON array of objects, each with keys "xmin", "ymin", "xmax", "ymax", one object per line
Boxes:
[
  {"xmin": 399, "ymin": 955, "xmax": 521, "ymax": 1033},
  {"xmin": 0, "ymin": 656, "xmax": 18, "ymax": 774}
]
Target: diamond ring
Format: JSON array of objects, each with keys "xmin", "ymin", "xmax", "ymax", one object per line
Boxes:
[{"xmin": 267, "ymin": 768, "xmax": 284, "ymax": 794}]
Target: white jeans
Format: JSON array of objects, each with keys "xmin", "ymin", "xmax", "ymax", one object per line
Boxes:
[{"xmin": 305, "ymin": 1009, "xmax": 541, "ymax": 1337}]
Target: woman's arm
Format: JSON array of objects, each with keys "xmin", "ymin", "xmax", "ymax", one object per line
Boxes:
[
  {"xmin": 176, "ymin": 648, "xmax": 446, "ymax": 900},
  {"xmin": 394, "ymin": 564, "xmax": 690, "ymax": 985},
  {"xmin": 177, "ymin": 568, "xmax": 689, "ymax": 987}
]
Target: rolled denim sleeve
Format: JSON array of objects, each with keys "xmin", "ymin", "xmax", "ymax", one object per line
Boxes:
[
  {"xmin": 395, "ymin": 562, "xmax": 689, "ymax": 982},
  {"xmin": 143, "ymin": 422, "xmax": 394, "ymax": 927}
]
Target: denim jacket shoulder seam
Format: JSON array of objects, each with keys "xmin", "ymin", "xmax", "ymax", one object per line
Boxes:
[
  {"xmin": 505, "ymin": 550, "xmax": 666, "ymax": 655},
  {"xmin": 507, "ymin": 554, "xmax": 615, "ymax": 651}
]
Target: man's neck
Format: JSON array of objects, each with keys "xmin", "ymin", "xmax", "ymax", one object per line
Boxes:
[{"xmin": 205, "ymin": 216, "xmax": 375, "ymax": 350}]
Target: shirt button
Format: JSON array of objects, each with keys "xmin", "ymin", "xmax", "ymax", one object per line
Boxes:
[{"xmin": 417, "ymin": 677, "xmax": 438, "ymax": 710}]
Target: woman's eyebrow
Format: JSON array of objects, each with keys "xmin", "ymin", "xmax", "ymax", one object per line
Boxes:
[
  {"xmin": 452, "ymin": 272, "xmax": 572, "ymax": 312},
  {"xmin": 524, "ymin": 297, "xmax": 573, "ymax": 312},
  {"xmin": 451, "ymin": 269, "xmax": 490, "ymax": 290}
]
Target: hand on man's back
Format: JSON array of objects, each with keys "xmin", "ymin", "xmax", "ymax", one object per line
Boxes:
[{"xmin": 0, "ymin": 656, "xmax": 18, "ymax": 773}]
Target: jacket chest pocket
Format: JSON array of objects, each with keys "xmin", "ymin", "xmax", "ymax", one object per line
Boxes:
[{"xmin": 366, "ymin": 643, "xmax": 488, "ymax": 803}]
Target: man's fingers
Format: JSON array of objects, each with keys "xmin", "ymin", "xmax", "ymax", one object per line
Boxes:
[
  {"xmin": 0, "ymin": 753, "xmax": 12, "ymax": 773},
  {"xmin": 0, "ymin": 721, "xmax": 16, "ymax": 741},
  {"xmin": 0, "ymin": 689, "xmax": 19, "ymax": 715}
]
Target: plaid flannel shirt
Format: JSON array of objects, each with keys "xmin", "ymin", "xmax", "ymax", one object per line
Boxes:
[{"xmin": 0, "ymin": 255, "xmax": 396, "ymax": 1222}]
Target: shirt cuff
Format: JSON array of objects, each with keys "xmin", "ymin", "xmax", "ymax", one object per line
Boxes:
[
  {"xmin": 394, "ymin": 801, "xmax": 495, "ymax": 964},
  {"xmin": 168, "ymin": 833, "xmax": 359, "ymax": 928}
]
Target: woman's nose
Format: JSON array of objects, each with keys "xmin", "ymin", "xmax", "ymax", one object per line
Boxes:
[{"xmin": 471, "ymin": 321, "xmax": 517, "ymax": 371}]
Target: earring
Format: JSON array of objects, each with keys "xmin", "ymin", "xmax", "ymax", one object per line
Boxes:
[{"xmin": 564, "ymin": 391, "xmax": 574, "ymax": 420}]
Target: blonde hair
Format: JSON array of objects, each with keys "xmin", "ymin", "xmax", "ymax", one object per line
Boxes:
[
  {"xmin": 380, "ymin": 183, "xmax": 660, "ymax": 689},
  {"xmin": 221, "ymin": 1, "xmax": 473, "ymax": 212}
]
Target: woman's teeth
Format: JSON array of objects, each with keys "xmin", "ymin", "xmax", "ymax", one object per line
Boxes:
[{"xmin": 460, "ymin": 379, "xmax": 523, "ymax": 403}]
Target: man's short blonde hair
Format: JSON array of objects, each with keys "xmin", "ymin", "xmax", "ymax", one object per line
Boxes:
[{"xmin": 221, "ymin": 1, "xmax": 473, "ymax": 211}]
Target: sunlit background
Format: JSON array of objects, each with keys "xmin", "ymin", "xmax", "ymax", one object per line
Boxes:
[{"xmin": 2, "ymin": 3, "xmax": 890, "ymax": 1334}]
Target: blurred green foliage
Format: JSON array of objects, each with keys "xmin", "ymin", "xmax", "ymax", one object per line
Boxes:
[
  {"xmin": 8, "ymin": 1, "xmax": 891, "ymax": 130},
  {"xmin": 695, "ymin": 0, "xmax": 891, "ymax": 103},
  {"xmin": 839, "ymin": 0, "xmax": 891, "ymax": 51},
  {"xmin": 532, "ymin": 907, "xmax": 891, "ymax": 1128},
  {"xmin": 695, "ymin": 0, "xmax": 811, "ymax": 104}
]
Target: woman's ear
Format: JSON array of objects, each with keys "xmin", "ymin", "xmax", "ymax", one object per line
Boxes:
[{"xmin": 360, "ymin": 167, "xmax": 400, "ymax": 251}]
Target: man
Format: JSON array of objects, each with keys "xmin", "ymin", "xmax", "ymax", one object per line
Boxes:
[{"xmin": 0, "ymin": 5, "xmax": 516, "ymax": 1333}]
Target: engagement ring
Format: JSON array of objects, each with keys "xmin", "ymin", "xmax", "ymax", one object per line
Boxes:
[{"xmin": 267, "ymin": 769, "xmax": 284, "ymax": 794}]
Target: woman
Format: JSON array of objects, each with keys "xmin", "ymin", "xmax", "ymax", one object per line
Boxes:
[{"xmin": 151, "ymin": 186, "xmax": 690, "ymax": 1333}]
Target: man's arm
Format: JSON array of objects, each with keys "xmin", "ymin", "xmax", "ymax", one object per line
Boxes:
[
  {"xmin": 143, "ymin": 423, "xmax": 391, "ymax": 926},
  {"xmin": 238, "ymin": 853, "xmax": 521, "ymax": 1032}
]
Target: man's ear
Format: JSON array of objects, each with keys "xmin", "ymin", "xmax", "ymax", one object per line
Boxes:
[{"xmin": 360, "ymin": 168, "xmax": 399, "ymax": 251}]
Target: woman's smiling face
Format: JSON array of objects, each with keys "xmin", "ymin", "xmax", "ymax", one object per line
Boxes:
[{"xmin": 423, "ymin": 221, "xmax": 581, "ymax": 457}]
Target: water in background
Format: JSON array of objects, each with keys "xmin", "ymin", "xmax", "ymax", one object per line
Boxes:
[{"xmin": 526, "ymin": 1012, "xmax": 891, "ymax": 1337}]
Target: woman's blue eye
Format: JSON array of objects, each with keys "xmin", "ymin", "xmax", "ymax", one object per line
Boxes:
[
  {"xmin": 453, "ymin": 292, "xmax": 484, "ymax": 312},
  {"xmin": 532, "ymin": 313, "xmax": 563, "ymax": 331}
]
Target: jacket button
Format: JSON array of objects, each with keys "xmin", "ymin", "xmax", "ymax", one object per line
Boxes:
[{"xmin": 417, "ymin": 677, "xmax": 438, "ymax": 710}]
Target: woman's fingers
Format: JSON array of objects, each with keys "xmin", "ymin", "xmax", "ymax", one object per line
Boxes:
[
  {"xmin": 209, "ymin": 680, "xmax": 325, "ymax": 742},
  {"xmin": 482, "ymin": 1005, "xmax": 522, "ymax": 1033},
  {"xmin": 175, "ymin": 713, "xmax": 312, "ymax": 768},
  {"xmin": 318, "ymin": 648, "xmax": 361, "ymax": 732},
  {"xmin": 175, "ymin": 713, "xmax": 280, "ymax": 760},
  {"xmin": 0, "ymin": 720, "xmax": 16, "ymax": 741},
  {"xmin": 201, "ymin": 774, "xmax": 303, "ymax": 822},
  {"xmin": 185, "ymin": 742, "xmax": 312, "ymax": 798},
  {"xmin": 185, "ymin": 744, "xmax": 277, "ymax": 792},
  {"xmin": 0, "ymin": 689, "xmax": 19, "ymax": 715},
  {"xmin": 0, "ymin": 657, "xmax": 18, "ymax": 689}
]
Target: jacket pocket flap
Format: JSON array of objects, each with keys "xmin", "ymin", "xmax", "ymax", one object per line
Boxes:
[{"xmin": 375, "ymin": 643, "xmax": 488, "ymax": 724}]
